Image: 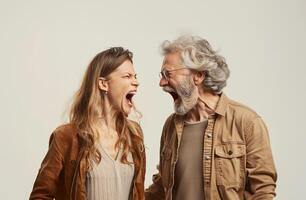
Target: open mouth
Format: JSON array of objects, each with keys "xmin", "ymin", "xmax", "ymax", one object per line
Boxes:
[
  {"xmin": 162, "ymin": 87, "xmax": 180, "ymax": 102},
  {"xmin": 125, "ymin": 90, "xmax": 136, "ymax": 106},
  {"xmin": 169, "ymin": 91, "xmax": 179, "ymax": 102}
]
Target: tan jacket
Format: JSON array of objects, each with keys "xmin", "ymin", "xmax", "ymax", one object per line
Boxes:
[
  {"xmin": 30, "ymin": 121, "xmax": 146, "ymax": 200},
  {"xmin": 145, "ymin": 93, "xmax": 277, "ymax": 200}
]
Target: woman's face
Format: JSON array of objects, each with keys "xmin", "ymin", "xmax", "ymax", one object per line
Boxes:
[{"xmin": 105, "ymin": 60, "xmax": 139, "ymax": 115}]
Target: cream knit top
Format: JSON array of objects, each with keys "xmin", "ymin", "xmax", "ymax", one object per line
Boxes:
[{"xmin": 86, "ymin": 144, "xmax": 135, "ymax": 200}]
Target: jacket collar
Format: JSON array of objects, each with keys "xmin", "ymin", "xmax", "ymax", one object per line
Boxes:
[
  {"xmin": 214, "ymin": 93, "xmax": 229, "ymax": 117},
  {"xmin": 174, "ymin": 93, "xmax": 229, "ymax": 125}
]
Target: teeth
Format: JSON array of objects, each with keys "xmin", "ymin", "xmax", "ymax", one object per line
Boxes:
[{"xmin": 128, "ymin": 91, "xmax": 137, "ymax": 95}]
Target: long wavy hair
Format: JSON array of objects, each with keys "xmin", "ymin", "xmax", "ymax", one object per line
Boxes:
[{"xmin": 69, "ymin": 47, "xmax": 143, "ymax": 168}]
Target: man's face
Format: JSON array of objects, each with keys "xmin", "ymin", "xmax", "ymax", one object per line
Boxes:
[{"xmin": 159, "ymin": 52, "xmax": 199, "ymax": 115}]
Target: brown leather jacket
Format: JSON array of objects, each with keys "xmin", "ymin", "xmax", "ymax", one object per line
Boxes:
[
  {"xmin": 30, "ymin": 121, "xmax": 146, "ymax": 200},
  {"xmin": 145, "ymin": 93, "xmax": 277, "ymax": 200}
]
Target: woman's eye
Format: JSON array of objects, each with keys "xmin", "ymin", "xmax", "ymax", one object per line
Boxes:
[{"xmin": 123, "ymin": 74, "xmax": 136, "ymax": 79}]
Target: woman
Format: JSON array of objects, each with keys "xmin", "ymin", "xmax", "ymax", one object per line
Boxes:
[{"xmin": 30, "ymin": 47, "xmax": 146, "ymax": 200}]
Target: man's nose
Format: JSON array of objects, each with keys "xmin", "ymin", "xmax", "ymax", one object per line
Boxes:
[{"xmin": 159, "ymin": 77, "xmax": 168, "ymax": 87}]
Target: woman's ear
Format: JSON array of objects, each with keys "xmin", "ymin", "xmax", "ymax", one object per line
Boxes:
[
  {"xmin": 98, "ymin": 77, "xmax": 109, "ymax": 93},
  {"xmin": 193, "ymin": 71, "xmax": 205, "ymax": 86}
]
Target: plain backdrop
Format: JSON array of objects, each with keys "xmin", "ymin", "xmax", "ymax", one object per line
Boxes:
[{"xmin": 1, "ymin": 0, "xmax": 306, "ymax": 199}]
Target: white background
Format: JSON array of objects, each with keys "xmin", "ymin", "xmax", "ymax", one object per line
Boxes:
[{"xmin": 1, "ymin": 0, "xmax": 306, "ymax": 199}]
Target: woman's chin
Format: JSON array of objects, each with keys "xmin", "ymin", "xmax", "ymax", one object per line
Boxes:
[{"xmin": 122, "ymin": 104, "xmax": 132, "ymax": 116}]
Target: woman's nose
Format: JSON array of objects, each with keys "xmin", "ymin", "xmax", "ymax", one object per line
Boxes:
[{"xmin": 132, "ymin": 77, "xmax": 139, "ymax": 87}]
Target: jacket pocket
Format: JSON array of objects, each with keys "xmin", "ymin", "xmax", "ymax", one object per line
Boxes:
[
  {"xmin": 214, "ymin": 143, "xmax": 246, "ymax": 189},
  {"xmin": 161, "ymin": 146, "xmax": 172, "ymax": 188}
]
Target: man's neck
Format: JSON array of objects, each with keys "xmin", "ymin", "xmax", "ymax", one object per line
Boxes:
[{"xmin": 185, "ymin": 89, "xmax": 220, "ymax": 123}]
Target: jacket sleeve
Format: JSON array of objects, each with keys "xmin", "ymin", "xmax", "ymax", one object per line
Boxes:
[
  {"xmin": 145, "ymin": 138, "xmax": 165, "ymax": 200},
  {"xmin": 244, "ymin": 117, "xmax": 277, "ymax": 200},
  {"xmin": 137, "ymin": 123, "xmax": 147, "ymax": 200},
  {"xmin": 145, "ymin": 168, "xmax": 165, "ymax": 200},
  {"xmin": 29, "ymin": 132, "xmax": 64, "ymax": 200},
  {"xmin": 145, "ymin": 115, "xmax": 173, "ymax": 200},
  {"xmin": 142, "ymin": 145, "xmax": 146, "ymax": 193}
]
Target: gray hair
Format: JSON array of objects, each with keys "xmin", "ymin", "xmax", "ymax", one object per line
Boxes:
[{"xmin": 161, "ymin": 35, "xmax": 230, "ymax": 94}]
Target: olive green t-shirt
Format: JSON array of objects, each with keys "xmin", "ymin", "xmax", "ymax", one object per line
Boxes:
[{"xmin": 172, "ymin": 120, "xmax": 208, "ymax": 200}]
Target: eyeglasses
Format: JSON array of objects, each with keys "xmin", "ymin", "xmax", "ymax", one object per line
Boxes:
[{"xmin": 159, "ymin": 67, "xmax": 190, "ymax": 80}]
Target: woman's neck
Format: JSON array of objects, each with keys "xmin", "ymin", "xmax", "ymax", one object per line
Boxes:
[{"xmin": 99, "ymin": 98, "xmax": 117, "ymax": 133}]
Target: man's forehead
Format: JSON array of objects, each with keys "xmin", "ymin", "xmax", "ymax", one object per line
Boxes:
[{"xmin": 162, "ymin": 53, "xmax": 182, "ymax": 69}]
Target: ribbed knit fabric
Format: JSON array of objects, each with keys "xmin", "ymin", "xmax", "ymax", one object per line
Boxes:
[{"xmin": 86, "ymin": 144, "xmax": 135, "ymax": 200}]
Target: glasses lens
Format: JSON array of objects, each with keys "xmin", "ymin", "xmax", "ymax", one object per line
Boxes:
[
  {"xmin": 159, "ymin": 71, "xmax": 165, "ymax": 79},
  {"xmin": 164, "ymin": 70, "xmax": 169, "ymax": 79}
]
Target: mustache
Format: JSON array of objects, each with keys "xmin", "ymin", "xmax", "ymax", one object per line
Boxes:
[{"xmin": 162, "ymin": 86, "xmax": 176, "ymax": 93}]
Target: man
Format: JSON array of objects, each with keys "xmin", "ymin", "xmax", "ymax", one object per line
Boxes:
[{"xmin": 145, "ymin": 35, "xmax": 277, "ymax": 200}]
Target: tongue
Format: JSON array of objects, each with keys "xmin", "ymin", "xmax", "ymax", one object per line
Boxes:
[
  {"xmin": 170, "ymin": 92, "xmax": 179, "ymax": 101},
  {"xmin": 126, "ymin": 97, "xmax": 132, "ymax": 106}
]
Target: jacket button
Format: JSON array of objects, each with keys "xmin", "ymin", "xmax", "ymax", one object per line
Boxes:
[
  {"xmin": 228, "ymin": 150, "xmax": 233, "ymax": 155},
  {"xmin": 205, "ymin": 156, "xmax": 210, "ymax": 160},
  {"xmin": 207, "ymin": 133, "xmax": 212, "ymax": 138}
]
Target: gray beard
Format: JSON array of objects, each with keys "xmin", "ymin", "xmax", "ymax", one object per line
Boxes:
[{"xmin": 174, "ymin": 78, "xmax": 198, "ymax": 116}]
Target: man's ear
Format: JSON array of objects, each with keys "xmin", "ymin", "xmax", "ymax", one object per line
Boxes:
[
  {"xmin": 193, "ymin": 71, "xmax": 205, "ymax": 86},
  {"xmin": 98, "ymin": 77, "xmax": 108, "ymax": 93}
]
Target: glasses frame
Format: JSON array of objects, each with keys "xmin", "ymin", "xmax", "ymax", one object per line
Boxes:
[{"xmin": 159, "ymin": 67, "xmax": 190, "ymax": 80}]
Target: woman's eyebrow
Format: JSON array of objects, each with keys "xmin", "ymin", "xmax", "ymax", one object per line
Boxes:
[{"xmin": 121, "ymin": 71, "xmax": 136, "ymax": 75}]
